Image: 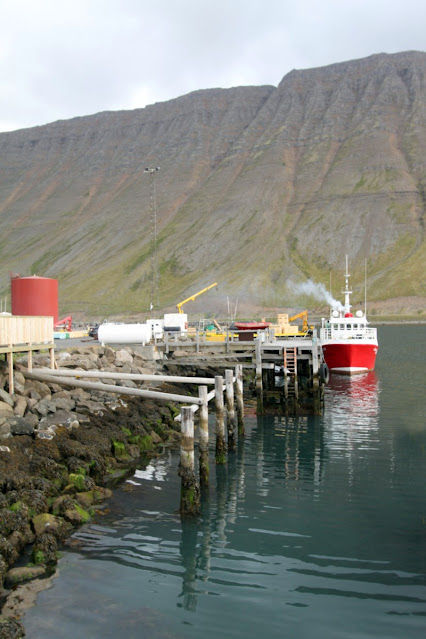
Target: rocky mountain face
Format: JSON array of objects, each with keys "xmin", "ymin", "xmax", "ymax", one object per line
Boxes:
[{"xmin": 0, "ymin": 51, "xmax": 425, "ymax": 320}]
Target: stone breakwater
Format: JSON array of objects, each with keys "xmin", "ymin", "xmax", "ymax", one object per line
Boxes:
[{"xmin": 0, "ymin": 345, "xmax": 184, "ymax": 636}]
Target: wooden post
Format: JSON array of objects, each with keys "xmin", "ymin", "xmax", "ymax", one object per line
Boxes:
[
  {"xmin": 235, "ymin": 364, "xmax": 245, "ymax": 436},
  {"xmin": 215, "ymin": 375, "xmax": 227, "ymax": 463},
  {"xmin": 7, "ymin": 348, "xmax": 14, "ymax": 395},
  {"xmin": 312, "ymin": 336, "xmax": 321, "ymax": 415},
  {"xmin": 198, "ymin": 385, "xmax": 209, "ymax": 487},
  {"xmin": 225, "ymin": 369, "xmax": 236, "ymax": 451},
  {"xmin": 255, "ymin": 337, "xmax": 263, "ymax": 414},
  {"xmin": 28, "ymin": 347, "xmax": 33, "ymax": 373},
  {"xmin": 179, "ymin": 406, "xmax": 200, "ymax": 515},
  {"xmin": 312, "ymin": 336, "xmax": 319, "ymax": 386},
  {"xmin": 50, "ymin": 347, "xmax": 55, "ymax": 370}
]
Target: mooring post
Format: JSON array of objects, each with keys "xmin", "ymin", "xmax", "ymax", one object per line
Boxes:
[
  {"xmin": 225, "ymin": 369, "xmax": 236, "ymax": 451},
  {"xmin": 235, "ymin": 364, "xmax": 245, "ymax": 436},
  {"xmin": 198, "ymin": 385, "xmax": 209, "ymax": 487},
  {"xmin": 255, "ymin": 337, "xmax": 263, "ymax": 415},
  {"xmin": 179, "ymin": 406, "xmax": 200, "ymax": 515},
  {"xmin": 215, "ymin": 375, "xmax": 227, "ymax": 463}
]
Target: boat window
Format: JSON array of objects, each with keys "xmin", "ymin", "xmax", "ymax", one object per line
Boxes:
[
  {"xmin": 340, "ymin": 324, "xmax": 344, "ymax": 330},
  {"xmin": 346, "ymin": 324, "xmax": 351, "ymax": 329},
  {"xmin": 353, "ymin": 324, "xmax": 358, "ymax": 329}
]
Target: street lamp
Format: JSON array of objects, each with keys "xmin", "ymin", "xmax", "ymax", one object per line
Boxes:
[{"xmin": 144, "ymin": 167, "xmax": 160, "ymax": 315}]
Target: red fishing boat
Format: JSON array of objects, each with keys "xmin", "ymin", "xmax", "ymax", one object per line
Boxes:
[{"xmin": 319, "ymin": 258, "xmax": 378, "ymax": 374}]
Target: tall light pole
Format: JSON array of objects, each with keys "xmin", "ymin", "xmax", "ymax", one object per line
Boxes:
[{"xmin": 144, "ymin": 166, "xmax": 160, "ymax": 315}]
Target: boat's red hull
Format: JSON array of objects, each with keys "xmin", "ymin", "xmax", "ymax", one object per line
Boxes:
[
  {"xmin": 321, "ymin": 342, "xmax": 378, "ymax": 374},
  {"xmin": 234, "ymin": 322, "xmax": 270, "ymax": 330}
]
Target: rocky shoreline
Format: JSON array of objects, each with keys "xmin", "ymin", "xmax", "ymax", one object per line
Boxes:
[{"xmin": 0, "ymin": 345, "xmax": 187, "ymax": 638}]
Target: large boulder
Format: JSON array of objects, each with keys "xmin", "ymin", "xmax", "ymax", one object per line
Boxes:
[
  {"xmin": 32, "ymin": 513, "xmax": 71, "ymax": 539},
  {"xmin": 8, "ymin": 416, "xmax": 36, "ymax": 437},
  {"xmin": 51, "ymin": 395, "xmax": 76, "ymax": 412},
  {"xmin": 13, "ymin": 397, "xmax": 27, "ymax": 418},
  {"xmin": 0, "ymin": 417, "xmax": 11, "ymax": 440},
  {"xmin": 58, "ymin": 358, "xmax": 92, "ymax": 370},
  {"xmin": 38, "ymin": 409, "xmax": 80, "ymax": 431},
  {"xmin": 0, "ymin": 402, "xmax": 14, "ymax": 417},
  {"xmin": 114, "ymin": 349, "xmax": 133, "ymax": 367},
  {"xmin": 23, "ymin": 379, "xmax": 51, "ymax": 397},
  {"xmin": 33, "ymin": 398, "xmax": 56, "ymax": 417},
  {"xmin": 0, "ymin": 389, "xmax": 13, "ymax": 407}
]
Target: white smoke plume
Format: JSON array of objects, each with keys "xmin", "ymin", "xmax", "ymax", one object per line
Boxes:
[{"xmin": 288, "ymin": 279, "xmax": 344, "ymax": 311}]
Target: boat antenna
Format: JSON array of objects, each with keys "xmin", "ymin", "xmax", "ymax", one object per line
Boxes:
[{"xmin": 365, "ymin": 258, "xmax": 367, "ymax": 317}]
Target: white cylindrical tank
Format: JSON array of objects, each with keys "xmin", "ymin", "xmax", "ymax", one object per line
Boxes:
[{"xmin": 98, "ymin": 323, "xmax": 151, "ymax": 346}]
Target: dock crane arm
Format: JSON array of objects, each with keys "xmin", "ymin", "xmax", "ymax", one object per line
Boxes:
[
  {"xmin": 288, "ymin": 311, "xmax": 309, "ymax": 332},
  {"xmin": 176, "ymin": 283, "xmax": 218, "ymax": 314}
]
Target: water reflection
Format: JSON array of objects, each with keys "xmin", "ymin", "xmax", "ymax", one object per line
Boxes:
[
  {"xmin": 252, "ymin": 414, "xmax": 326, "ymax": 489},
  {"xmin": 327, "ymin": 371, "xmax": 380, "ymax": 418},
  {"xmin": 324, "ymin": 372, "xmax": 380, "ymax": 454}
]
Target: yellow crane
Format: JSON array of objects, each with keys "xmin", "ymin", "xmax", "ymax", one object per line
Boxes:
[
  {"xmin": 270, "ymin": 311, "xmax": 312, "ymax": 336},
  {"xmin": 288, "ymin": 310, "xmax": 310, "ymax": 333},
  {"xmin": 176, "ymin": 283, "xmax": 218, "ymax": 314}
]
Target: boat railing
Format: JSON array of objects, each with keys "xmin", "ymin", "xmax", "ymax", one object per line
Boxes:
[{"xmin": 320, "ymin": 326, "xmax": 377, "ymax": 340}]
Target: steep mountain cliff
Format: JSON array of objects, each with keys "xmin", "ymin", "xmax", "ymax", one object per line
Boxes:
[{"xmin": 0, "ymin": 51, "xmax": 424, "ymax": 319}]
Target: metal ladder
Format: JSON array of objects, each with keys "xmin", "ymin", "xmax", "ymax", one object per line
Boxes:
[{"xmin": 283, "ymin": 347, "xmax": 298, "ymax": 400}]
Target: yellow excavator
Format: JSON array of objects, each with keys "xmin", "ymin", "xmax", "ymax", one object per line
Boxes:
[{"xmin": 176, "ymin": 282, "xmax": 218, "ymax": 314}]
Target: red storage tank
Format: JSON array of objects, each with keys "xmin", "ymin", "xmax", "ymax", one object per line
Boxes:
[{"xmin": 11, "ymin": 276, "xmax": 58, "ymax": 324}]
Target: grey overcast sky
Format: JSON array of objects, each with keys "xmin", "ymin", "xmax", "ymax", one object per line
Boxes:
[{"xmin": 1, "ymin": 0, "xmax": 425, "ymax": 133}]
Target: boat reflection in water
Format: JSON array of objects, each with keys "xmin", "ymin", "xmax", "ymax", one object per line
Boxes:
[{"xmin": 324, "ymin": 371, "xmax": 380, "ymax": 458}]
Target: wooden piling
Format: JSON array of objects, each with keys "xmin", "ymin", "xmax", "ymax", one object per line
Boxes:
[
  {"xmin": 198, "ymin": 385, "xmax": 209, "ymax": 487},
  {"xmin": 235, "ymin": 364, "xmax": 245, "ymax": 436},
  {"xmin": 215, "ymin": 375, "xmax": 227, "ymax": 464},
  {"xmin": 255, "ymin": 337, "xmax": 263, "ymax": 415},
  {"xmin": 179, "ymin": 406, "xmax": 200, "ymax": 515},
  {"xmin": 225, "ymin": 369, "xmax": 236, "ymax": 451}
]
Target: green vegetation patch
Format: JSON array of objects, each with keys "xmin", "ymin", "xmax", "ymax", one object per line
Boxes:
[
  {"xmin": 112, "ymin": 439, "xmax": 127, "ymax": 457},
  {"xmin": 74, "ymin": 503, "xmax": 92, "ymax": 523},
  {"xmin": 68, "ymin": 473, "xmax": 86, "ymax": 492}
]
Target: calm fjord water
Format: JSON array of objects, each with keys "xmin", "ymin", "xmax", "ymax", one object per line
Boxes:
[{"xmin": 24, "ymin": 325, "xmax": 426, "ymax": 638}]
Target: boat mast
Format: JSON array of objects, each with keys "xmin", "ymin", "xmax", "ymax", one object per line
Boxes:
[{"xmin": 343, "ymin": 255, "xmax": 352, "ymax": 315}]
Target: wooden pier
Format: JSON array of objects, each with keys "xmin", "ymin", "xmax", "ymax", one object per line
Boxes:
[
  {"xmin": 156, "ymin": 328, "xmax": 328, "ymax": 416},
  {"xmin": 254, "ymin": 333, "xmax": 327, "ymax": 415}
]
